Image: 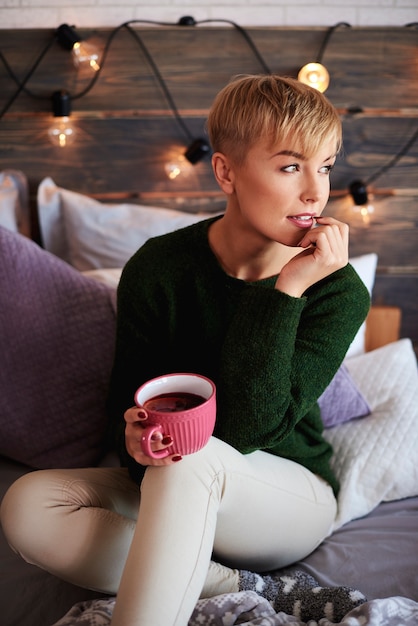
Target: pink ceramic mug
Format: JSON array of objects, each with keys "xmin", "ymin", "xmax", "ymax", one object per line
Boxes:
[{"xmin": 134, "ymin": 373, "xmax": 216, "ymax": 459}]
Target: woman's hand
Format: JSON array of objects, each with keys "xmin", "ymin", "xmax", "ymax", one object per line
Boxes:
[
  {"xmin": 124, "ymin": 406, "xmax": 182, "ymax": 466},
  {"xmin": 275, "ymin": 216, "xmax": 349, "ymax": 298}
]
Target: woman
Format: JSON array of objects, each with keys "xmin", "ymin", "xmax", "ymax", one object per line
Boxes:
[{"xmin": 1, "ymin": 75, "xmax": 369, "ymax": 625}]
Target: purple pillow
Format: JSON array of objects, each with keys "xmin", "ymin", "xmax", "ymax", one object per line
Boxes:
[
  {"xmin": 0, "ymin": 227, "xmax": 116, "ymax": 468},
  {"xmin": 318, "ymin": 364, "xmax": 371, "ymax": 428}
]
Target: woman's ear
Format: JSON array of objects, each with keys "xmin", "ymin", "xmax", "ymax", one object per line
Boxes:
[{"xmin": 212, "ymin": 152, "xmax": 235, "ymax": 194}]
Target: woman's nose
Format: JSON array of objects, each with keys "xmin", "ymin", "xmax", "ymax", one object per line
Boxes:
[{"xmin": 301, "ymin": 175, "xmax": 324, "ymax": 203}]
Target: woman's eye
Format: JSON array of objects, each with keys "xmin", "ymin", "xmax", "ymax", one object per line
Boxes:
[
  {"xmin": 320, "ymin": 164, "xmax": 334, "ymax": 174},
  {"xmin": 282, "ymin": 164, "xmax": 299, "ymax": 173}
]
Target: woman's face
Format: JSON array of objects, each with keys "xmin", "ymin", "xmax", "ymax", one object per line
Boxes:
[{"xmin": 226, "ymin": 135, "xmax": 337, "ymax": 248}]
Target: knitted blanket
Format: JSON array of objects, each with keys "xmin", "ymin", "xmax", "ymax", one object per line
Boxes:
[{"xmin": 52, "ymin": 591, "xmax": 418, "ymax": 626}]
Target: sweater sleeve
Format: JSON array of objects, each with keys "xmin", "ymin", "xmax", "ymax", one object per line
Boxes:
[
  {"xmin": 214, "ymin": 264, "xmax": 370, "ymax": 453},
  {"xmin": 106, "ymin": 249, "xmax": 171, "ymax": 479}
]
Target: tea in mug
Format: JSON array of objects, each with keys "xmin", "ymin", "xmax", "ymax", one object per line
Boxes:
[{"xmin": 143, "ymin": 392, "xmax": 206, "ymax": 413}]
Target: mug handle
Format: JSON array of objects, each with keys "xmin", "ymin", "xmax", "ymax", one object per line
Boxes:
[{"xmin": 140, "ymin": 424, "xmax": 171, "ymax": 459}]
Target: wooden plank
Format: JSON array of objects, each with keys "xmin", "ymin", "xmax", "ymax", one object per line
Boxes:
[
  {"xmin": 371, "ymin": 275, "xmax": 418, "ymax": 354},
  {"xmin": 0, "ymin": 116, "xmax": 417, "ymax": 194},
  {"xmin": 328, "ymin": 195, "xmax": 418, "ymax": 268},
  {"xmin": 0, "ymin": 117, "xmax": 211, "ymax": 192},
  {"xmin": 331, "ymin": 117, "xmax": 418, "ymax": 190},
  {"xmin": 365, "ymin": 306, "xmax": 401, "ymax": 352}
]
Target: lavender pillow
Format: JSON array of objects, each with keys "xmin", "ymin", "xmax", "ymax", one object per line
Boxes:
[
  {"xmin": 318, "ymin": 364, "xmax": 371, "ymax": 428},
  {"xmin": 0, "ymin": 227, "xmax": 116, "ymax": 468}
]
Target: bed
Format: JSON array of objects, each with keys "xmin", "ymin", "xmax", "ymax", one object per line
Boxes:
[{"xmin": 1, "ymin": 173, "xmax": 417, "ymax": 625}]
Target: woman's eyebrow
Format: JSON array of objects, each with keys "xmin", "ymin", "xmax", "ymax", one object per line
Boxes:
[
  {"xmin": 274, "ymin": 150, "xmax": 337, "ymax": 161},
  {"xmin": 275, "ymin": 150, "xmax": 306, "ymax": 159}
]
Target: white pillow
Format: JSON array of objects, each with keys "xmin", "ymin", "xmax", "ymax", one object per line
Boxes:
[
  {"xmin": 82, "ymin": 268, "xmax": 121, "ymax": 313},
  {"xmin": 0, "ymin": 170, "xmax": 30, "ymax": 236},
  {"xmin": 0, "ymin": 188, "xmax": 18, "ymax": 232},
  {"xmin": 325, "ymin": 338, "xmax": 418, "ymax": 530},
  {"xmin": 37, "ymin": 177, "xmax": 217, "ymax": 271},
  {"xmin": 345, "ymin": 253, "xmax": 378, "ymax": 358},
  {"xmin": 82, "ymin": 268, "xmax": 123, "ymax": 290}
]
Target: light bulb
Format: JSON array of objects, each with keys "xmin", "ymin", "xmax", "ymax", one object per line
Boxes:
[
  {"xmin": 48, "ymin": 90, "xmax": 76, "ymax": 148},
  {"xmin": 352, "ymin": 202, "xmax": 374, "ymax": 226},
  {"xmin": 56, "ymin": 24, "xmax": 100, "ymax": 73},
  {"xmin": 72, "ymin": 41, "xmax": 100, "ymax": 72},
  {"xmin": 298, "ymin": 62, "xmax": 330, "ymax": 93},
  {"xmin": 165, "ymin": 153, "xmax": 193, "ymax": 180},
  {"xmin": 164, "ymin": 139, "xmax": 210, "ymax": 180},
  {"xmin": 48, "ymin": 116, "xmax": 76, "ymax": 148},
  {"xmin": 349, "ymin": 180, "xmax": 374, "ymax": 226}
]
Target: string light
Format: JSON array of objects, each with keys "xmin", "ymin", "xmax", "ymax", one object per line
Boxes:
[
  {"xmin": 48, "ymin": 90, "xmax": 76, "ymax": 148},
  {"xmin": 122, "ymin": 16, "xmax": 269, "ymax": 179},
  {"xmin": 56, "ymin": 24, "xmax": 100, "ymax": 72},
  {"xmin": 298, "ymin": 63, "xmax": 330, "ymax": 93},
  {"xmin": 298, "ymin": 22, "xmax": 351, "ymax": 92},
  {"xmin": 347, "ymin": 123, "xmax": 418, "ymax": 225},
  {"xmin": 165, "ymin": 139, "xmax": 211, "ymax": 180},
  {"xmin": 0, "ymin": 19, "xmax": 415, "ymax": 189},
  {"xmin": 348, "ymin": 180, "xmax": 374, "ymax": 226}
]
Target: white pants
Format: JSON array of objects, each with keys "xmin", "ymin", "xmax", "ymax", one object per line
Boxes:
[{"xmin": 1, "ymin": 437, "xmax": 336, "ymax": 626}]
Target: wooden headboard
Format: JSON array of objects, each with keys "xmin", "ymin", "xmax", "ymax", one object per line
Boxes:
[
  {"xmin": 365, "ymin": 306, "xmax": 402, "ymax": 353},
  {"xmin": 0, "ymin": 25, "xmax": 417, "ymax": 353}
]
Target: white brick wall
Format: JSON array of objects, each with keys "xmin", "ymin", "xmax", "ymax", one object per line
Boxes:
[{"xmin": 0, "ymin": 1, "xmax": 417, "ymax": 29}]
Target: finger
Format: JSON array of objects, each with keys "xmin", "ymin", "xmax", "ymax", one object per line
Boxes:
[
  {"xmin": 150, "ymin": 433, "xmax": 174, "ymax": 451},
  {"xmin": 150, "ymin": 453, "xmax": 183, "ymax": 466},
  {"xmin": 320, "ymin": 222, "xmax": 349, "ymax": 255},
  {"xmin": 126, "ymin": 423, "xmax": 173, "ymax": 453},
  {"xmin": 124, "ymin": 406, "xmax": 147, "ymax": 424},
  {"xmin": 315, "ymin": 217, "xmax": 349, "ymax": 246},
  {"xmin": 129, "ymin": 449, "xmax": 182, "ymax": 467},
  {"xmin": 314, "ymin": 215, "xmax": 346, "ymax": 227},
  {"xmin": 145, "ymin": 453, "xmax": 183, "ymax": 467},
  {"xmin": 299, "ymin": 221, "xmax": 348, "ymax": 252}
]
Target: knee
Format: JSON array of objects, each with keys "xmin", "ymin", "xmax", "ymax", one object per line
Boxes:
[
  {"xmin": 144, "ymin": 437, "xmax": 237, "ymax": 492},
  {"xmin": 0, "ymin": 471, "xmax": 51, "ymax": 553},
  {"xmin": 166, "ymin": 437, "xmax": 232, "ymax": 475}
]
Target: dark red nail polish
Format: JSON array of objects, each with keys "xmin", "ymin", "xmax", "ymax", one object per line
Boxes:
[
  {"xmin": 172, "ymin": 455, "xmax": 182, "ymax": 462},
  {"xmin": 162, "ymin": 436, "xmax": 173, "ymax": 445}
]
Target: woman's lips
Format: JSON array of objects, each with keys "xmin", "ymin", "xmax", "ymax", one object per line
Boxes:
[{"xmin": 287, "ymin": 214, "xmax": 317, "ymax": 228}]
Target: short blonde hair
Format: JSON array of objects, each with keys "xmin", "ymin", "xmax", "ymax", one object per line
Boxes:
[{"xmin": 206, "ymin": 74, "xmax": 342, "ymax": 163}]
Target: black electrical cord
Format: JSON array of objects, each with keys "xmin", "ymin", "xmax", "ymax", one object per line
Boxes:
[
  {"xmin": 65, "ymin": 19, "xmax": 196, "ymax": 142},
  {"xmin": 70, "ymin": 22, "xmax": 129, "ymax": 100},
  {"xmin": 356, "ymin": 22, "xmax": 417, "ymax": 189},
  {"xmin": 122, "ymin": 16, "xmax": 270, "ymax": 142},
  {"xmin": 72, "ymin": 16, "xmax": 270, "ymax": 139},
  {"xmin": 316, "ymin": 22, "xmax": 351, "ymax": 64},
  {"xmin": 123, "ymin": 23, "xmax": 194, "ymax": 142},
  {"xmin": 0, "ymin": 22, "xmax": 149, "ymax": 107},
  {"xmin": 70, "ymin": 16, "xmax": 271, "ymax": 142},
  {"xmin": 0, "ymin": 34, "xmax": 56, "ymax": 118},
  {"xmin": 1, "ymin": 16, "xmax": 270, "ymax": 109},
  {"xmin": 191, "ymin": 18, "xmax": 271, "ymax": 74},
  {"xmin": 68, "ymin": 19, "xmax": 182, "ymax": 101},
  {"xmin": 365, "ymin": 126, "xmax": 418, "ymax": 186}
]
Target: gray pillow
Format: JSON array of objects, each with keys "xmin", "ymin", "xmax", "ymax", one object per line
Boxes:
[{"xmin": 0, "ymin": 227, "xmax": 116, "ymax": 468}]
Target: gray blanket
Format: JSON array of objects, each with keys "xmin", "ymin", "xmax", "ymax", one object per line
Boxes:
[{"xmin": 52, "ymin": 591, "xmax": 418, "ymax": 626}]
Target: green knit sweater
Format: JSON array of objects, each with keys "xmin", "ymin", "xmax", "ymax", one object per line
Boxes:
[{"xmin": 107, "ymin": 217, "xmax": 370, "ymax": 494}]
